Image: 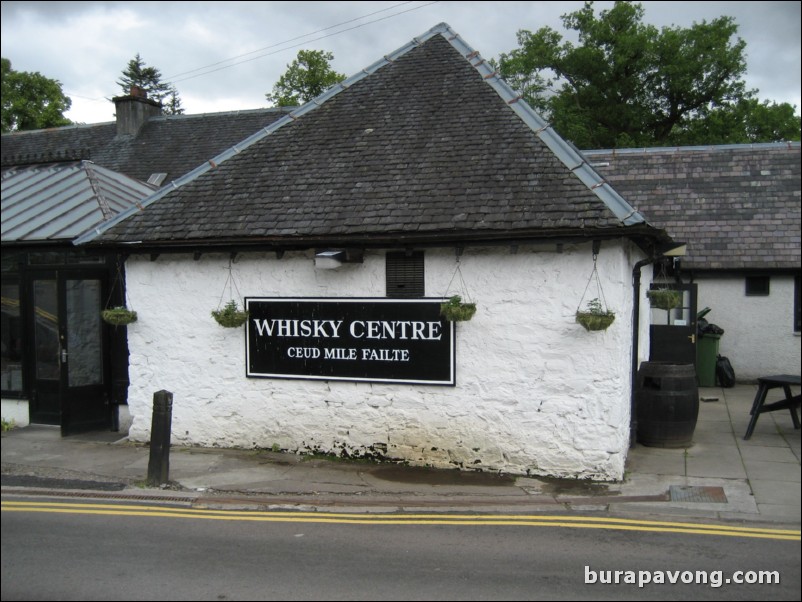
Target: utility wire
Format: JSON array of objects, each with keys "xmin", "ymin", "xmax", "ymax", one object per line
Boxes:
[
  {"xmin": 170, "ymin": 1, "xmax": 439, "ymax": 84},
  {"xmin": 166, "ymin": 1, "xmax": 419, "ymax": 80},
  {"xmin": 64, "ymin": 1, "xmax": 439, "ymax": 103}
]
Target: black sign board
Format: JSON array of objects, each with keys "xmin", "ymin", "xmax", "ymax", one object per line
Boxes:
[{"xmin": 245, "ymin": 298, "xmax": 455, "ymax": 385}]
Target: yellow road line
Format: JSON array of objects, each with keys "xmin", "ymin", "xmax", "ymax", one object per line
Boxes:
[{"xmin": 3, "ymin": 501, "xmax": 799, "ymax": 541}]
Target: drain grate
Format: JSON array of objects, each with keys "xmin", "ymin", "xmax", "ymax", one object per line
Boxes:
[{"xmin": 669, "ymin": 485, "xmax": 727, "ymax": 503}]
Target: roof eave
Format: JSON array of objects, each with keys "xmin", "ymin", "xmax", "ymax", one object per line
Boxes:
[{"xmin": 82, "ymin": 223, "xmax": 668, "ymax": 255}]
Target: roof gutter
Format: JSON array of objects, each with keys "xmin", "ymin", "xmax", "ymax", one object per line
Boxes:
[{"xmin": 81, "ymin": 223, "xmax": 668, "ymax": 254}]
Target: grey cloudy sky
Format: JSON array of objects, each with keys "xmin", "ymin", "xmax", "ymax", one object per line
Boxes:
[{"xmin": 2, "ymin": 1, "xmax": 800, "ymax": 125}]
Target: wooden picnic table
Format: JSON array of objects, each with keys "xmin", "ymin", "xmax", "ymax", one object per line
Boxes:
[{"xmin": 743, "ymin": 374, "xmax": 801, "ymax": 440}]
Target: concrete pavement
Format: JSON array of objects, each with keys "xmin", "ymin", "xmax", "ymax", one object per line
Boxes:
[{"xmin": 2, "ymin": 384, "xmax": 799, "ymax": 524}]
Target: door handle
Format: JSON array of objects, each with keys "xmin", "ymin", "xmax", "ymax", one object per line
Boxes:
[
  {"xmin": 60, "ymin": 348, "xmax": 68, "ymax": 364},
  {"xmin": 688, "ymin": 334, "xmax": 696, "ymax": 344}
]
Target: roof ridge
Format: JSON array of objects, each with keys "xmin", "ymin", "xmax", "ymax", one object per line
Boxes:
[
  {"xmin": 583, "ymin": 141, "xmax": 802, "ymax": 156},
  {"xmin": 150, "ymin": 106, "xmax": 295, "ymax": 122},
  {"xmin": 436, "ymin": 24, "xmax": 645, "ymax": 227},
  {"xmin": 82, "ymin": 161, "xmax": 115, "ymax": 220},
  {"xmin": 0, "ymin": 121, "xmax": 115, "ymax": 137},
  {"xmin": 74, "ymin": 22, "xmax": 646, "ymax": 246}
]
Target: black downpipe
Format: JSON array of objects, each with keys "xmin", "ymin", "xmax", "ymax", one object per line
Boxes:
[{"xmin": 630, "ymin": 255, "xmax": 657, "ymax": 447}]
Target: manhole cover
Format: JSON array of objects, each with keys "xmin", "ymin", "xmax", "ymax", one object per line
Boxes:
[{"xmin": 669, "ymin": 485, "xmax": 727, "ymax": 503}]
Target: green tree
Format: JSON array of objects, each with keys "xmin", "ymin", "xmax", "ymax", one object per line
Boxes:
[
  {"xmin": 163, "ymin": 85, "xmax": 185, "ymax": 116},
  {"xmin": 671, "ymin": 98, "xmax": 801, "ymax": 145},
  {"xmin": 1, "ymin": 57, "xmax": 72, "ymax": 133},
  {"xmin": 266, "ymin": 49, "xmax": 346, "ymax": 107},
  {"xmin": 117, "ymin": 53, "xmax": 183, "ymax": 115},
  {"xmin": 497, "ymin": 1, "xmax": 800, "ymax": 148}
]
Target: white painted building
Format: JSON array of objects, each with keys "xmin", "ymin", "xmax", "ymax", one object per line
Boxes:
[
  {"xmin": 120, "ymin": 244, "xmax": 652, "ymax": 480},
  {"xmin": 692, "ymin": 274, "xmax": 800, "ymax": 381}
]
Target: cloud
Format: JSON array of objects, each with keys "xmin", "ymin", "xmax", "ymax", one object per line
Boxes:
[{"xmin": 2, "ymin": 1, "xmax": 800, "ymax": 124}]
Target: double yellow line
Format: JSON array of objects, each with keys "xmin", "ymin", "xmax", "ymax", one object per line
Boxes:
[{"xmin": 3, "ymin": 500, "xmax": 799, "ymax": 541}]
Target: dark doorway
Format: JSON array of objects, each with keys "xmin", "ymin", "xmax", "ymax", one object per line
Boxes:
[
  {"xmin": 649, "ymin": 283, "xmax": 698, "ymax": 365},
  {"xmin": 27, "ymin": 268, "xmax": 111, "ymax": 435}
]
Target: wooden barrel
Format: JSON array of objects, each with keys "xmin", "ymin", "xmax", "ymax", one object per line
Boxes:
[{"xmin": 636, "ymin": 362, "xmax": 699, "ymax": 448}]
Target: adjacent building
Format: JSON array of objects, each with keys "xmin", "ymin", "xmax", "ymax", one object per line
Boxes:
[
  {"xmin": 2, "ymin": 94, "xmax": 291, "ymax": 433},
  {"xmin": 587, "ymin": 144, "xmax": 801, "ymax": 380}
]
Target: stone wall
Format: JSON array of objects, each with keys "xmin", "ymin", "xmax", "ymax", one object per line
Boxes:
[{"xmin": 124, "ymin": 241, "xmax": 648, "ymax": 480}]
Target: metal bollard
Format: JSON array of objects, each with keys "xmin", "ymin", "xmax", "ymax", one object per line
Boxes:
[{"xmin": 147, "ymin": 390, "xmax": 173, "ymax": 486}]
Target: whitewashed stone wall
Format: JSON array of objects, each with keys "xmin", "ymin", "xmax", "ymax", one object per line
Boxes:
[
  {"xmin": 695, "ymin": 275, "xmax": 801, "ymax": 381},
  {"xmin": 124, "ymin": 241, "xmax": 649, "ymax": 480}
]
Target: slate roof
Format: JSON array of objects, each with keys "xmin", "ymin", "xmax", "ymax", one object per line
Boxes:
[
  {"xmin": 79, "ymin": 23, "xmax": 665, "ymax": 250},
  {"xmin": 585, "ymin": 143, "xmax": 801, "ymax": 270},
  {"xmin": 1, "ymin": 161, "xmax": 155, "ymax": 242},
  {"xmin": 1, "ymin": 108, "xmax": 292, "ymax": 184}
]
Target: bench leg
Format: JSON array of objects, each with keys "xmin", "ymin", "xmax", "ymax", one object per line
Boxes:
[
  {"xmin": 744, "ymin": 384, "xmax": 769, "ymax": 440},
  {"xmin": 783, "ymin": 386, "xmax": 801, "ymax": 429}
]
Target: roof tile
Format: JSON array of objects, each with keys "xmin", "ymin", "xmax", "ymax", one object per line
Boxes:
[
  {"xmin": 90, "ymin": 30, "xmax": 651, "ymax": 246},
  {"xmin": 587, "ymin": 145, "xmax": 800, "ymax": 270}
]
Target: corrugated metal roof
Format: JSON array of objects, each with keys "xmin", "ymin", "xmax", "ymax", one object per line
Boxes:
[{"xmin": 1, "ymin": 161, "xmax": 154, "ymax": 242}]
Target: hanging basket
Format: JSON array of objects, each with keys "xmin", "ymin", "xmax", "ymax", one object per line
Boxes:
[
  {"xmin": 102, "ymin": 306, "xmax": 138, "ymax": 326},
  {"xmin": 440, "ymin": 295, "xmax": 476, "ymax": 322},
  {"xmin": 212, "ymin": 300, "xmax": 249, "ymax": 328},
  {"xmin": 575, "ymin": 298, "xmax": 615, "ymax": 331},
  {"xmin": 647, "ymin": 289, "xmax": 682, "ymax": 311},
  {"xmin": 103, "ymin": 257, "xmax": 137, "ymax": 326},
  {"xmin": 576, "ymin": 245, "xmax": 616, "ymax": 332}
]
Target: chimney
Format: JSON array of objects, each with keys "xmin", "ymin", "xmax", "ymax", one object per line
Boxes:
[{"xmin": 112, "ymin": 87, "xmax": 162, "ymax": 137}]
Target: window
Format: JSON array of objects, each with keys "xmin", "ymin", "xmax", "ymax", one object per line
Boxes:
[
  {"xmin": 386, "ymin": 251, "xmax": 424, "ymax": 298},
  {"xmin": 745, "ymin": 276, "xmax": 770, "ymax": 296},
  {"xmin": 1, "ymin": 280, "xmax": 24, "ymax": 395}
]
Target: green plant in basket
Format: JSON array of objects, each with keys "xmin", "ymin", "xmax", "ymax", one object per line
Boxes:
[
  {"xmin": 575, "ymin": 298, "xmax": 615, "ymax": 331},
  {"xmin": 440, "ymin": 295, "xmax": 477, "ymax": 322},
  {"xmin": 211, "ymin": 300, "xmax": 249, "ymax": 328},
  {"xmin": 647, "ymin": 289, "xmax": 682, "ymax": 310},
  {"xmin": 101, "ymin": 306, "xmax": 137, "ymax": 326}
]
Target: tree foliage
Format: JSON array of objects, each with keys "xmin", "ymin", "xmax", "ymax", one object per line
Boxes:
[
  {"xmin": 266, "ymin": 50, "xmax": 346, "ymax": 107},
  {"xmin": 1, "ymin": 57, "xmax": 72, "ymax": 133},
  {"xmin": 671, "ymin": 98, "xmax": 801, "ymax": 145},
  {"xmin": 497, "ymin": 1, "xmax": 800, "ymax": 148},
  {"xmin": 162, "ymin": 85, "xmax": 184, "ymax": 116},
  {"xmin": 117, "ymin": 53, "xmax": 184, "ymax": 115}
]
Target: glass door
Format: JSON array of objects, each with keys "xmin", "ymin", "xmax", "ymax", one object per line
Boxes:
[
  {"xmin": 30, "ymin": 276, "xmax": 60, "ymax": 424},
  {"xmin": 63, "ymin": 275, "xmax": 108, "ymax": 434},
  {"xmin": 28, "ymin": 270, "xmax": 111, "ymax": 434}
]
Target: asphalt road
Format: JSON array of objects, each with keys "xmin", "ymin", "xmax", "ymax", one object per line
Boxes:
[{"xmin": 2, "ymin": 498, "xmax": 800, "ymax": 601}]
